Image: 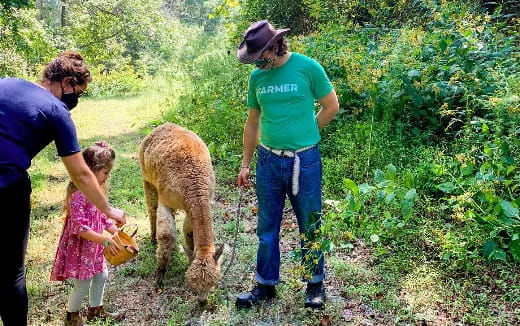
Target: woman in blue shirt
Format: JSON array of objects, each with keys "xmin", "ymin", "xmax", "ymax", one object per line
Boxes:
[{"xmin": 0, "ymin": 51, "xmax": 126, "ymax": 326}]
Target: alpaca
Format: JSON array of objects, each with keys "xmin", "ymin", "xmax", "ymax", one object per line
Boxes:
[{"xmin": 139, "ymin": 123, "xmax": 224, "ymax": 304}]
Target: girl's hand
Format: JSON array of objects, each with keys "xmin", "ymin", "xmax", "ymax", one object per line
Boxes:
[
  {"xmin": 237, "ymin": 166, "xmax": 250, "ymax": 188},
  {"xmin": 106, "ymin": 224, "xmax": 118, "ymax": 235},
  {"xmin": 105, "ymin": 237, "xmax": 120, "ymax": 256}
]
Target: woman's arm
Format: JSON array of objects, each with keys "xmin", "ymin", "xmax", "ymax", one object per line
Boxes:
[{"xmin": 61, "ymin": 153, "xmax": 126, "ymax": 225}]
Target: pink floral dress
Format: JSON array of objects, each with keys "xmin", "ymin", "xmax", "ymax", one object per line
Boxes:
[{"xmin": 50, "ymin": 190, "xmax": 115, "ymax": 281}]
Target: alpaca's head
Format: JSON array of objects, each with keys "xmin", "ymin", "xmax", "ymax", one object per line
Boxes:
[{"xmin": 185, "ymin": 244, "xmax": 225, "ymax": 304}]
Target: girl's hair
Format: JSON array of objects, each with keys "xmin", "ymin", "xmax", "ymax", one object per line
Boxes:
[
  {"xmin": 62, "ymin": 141, "xmax": 115, "ymax": 217},
  {"xmin": 42, "ymin": 51, "xmax": 92, "ymax": 86}
]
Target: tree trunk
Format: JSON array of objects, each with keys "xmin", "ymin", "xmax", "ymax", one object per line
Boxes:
[
  {"xmin": 36, "ymin": 0, "xmax": 44, "ymax": 21},
  {"xmin": 61, "ymin": 0, "xmax": 67, "ymax": 27}
]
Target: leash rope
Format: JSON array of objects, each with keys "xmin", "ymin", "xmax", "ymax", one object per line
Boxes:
[{"xmin": 222, "ymin": 186, "xmax": 244, "ymax": 277}]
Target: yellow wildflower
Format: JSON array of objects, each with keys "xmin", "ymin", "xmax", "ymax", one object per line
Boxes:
[
  {"xmin": 451, "ymin": 206, "xmax": 466, "ymax": 222},
  {"xmin": 455, "ymin": 153, "xmax": 466, "ymax": 163}
]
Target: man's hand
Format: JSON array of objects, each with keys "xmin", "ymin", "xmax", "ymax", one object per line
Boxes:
[
  {"xmin": 316, "ymin": 89, "xmax": 340, "ymax": 129},
  {"xmin": 237, "ymin": 166, "xmax": 251, "ymax": 188}
]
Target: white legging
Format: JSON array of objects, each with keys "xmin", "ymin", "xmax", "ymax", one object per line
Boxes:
[{"xmin": 67, "ymin": 269, "xmax": 108, "ymax": 312}]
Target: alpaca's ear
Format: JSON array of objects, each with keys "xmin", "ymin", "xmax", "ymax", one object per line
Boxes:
[{"xmin": 214, "ymin": 244, "xmax": 225, "ymax": 265}]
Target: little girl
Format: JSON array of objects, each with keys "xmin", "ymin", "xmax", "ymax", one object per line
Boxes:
[{"xmin": 51, "ymin": 141, "xmax": 124, "ymax": 326}]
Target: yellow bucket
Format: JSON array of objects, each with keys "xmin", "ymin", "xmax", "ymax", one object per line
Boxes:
[{"xmin": 104, "ymin": 224, "xmax": 139, "ymax": 266}]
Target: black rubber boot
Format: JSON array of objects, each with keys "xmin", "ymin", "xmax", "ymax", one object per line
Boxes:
[
  {"xmin": 304, "ymin": 281, "xmax": 326, "ymax": 309},
  {"xmin": 236, "ymin": 283, "xmax": 276, "ymax": 309}
]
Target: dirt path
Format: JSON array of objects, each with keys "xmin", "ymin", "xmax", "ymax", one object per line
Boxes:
[{"xmin": 102, "ymin": 187, "xmax": 387, "ymax": 326}]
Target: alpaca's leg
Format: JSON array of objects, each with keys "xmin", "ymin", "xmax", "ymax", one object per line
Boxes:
[
  {"xmin": 143, "ymin": 181, "xmax": 159, "ymax": 244},
  {"xmin": 182, "ymin": 214, "xmax": 194, "ymax": 263},
  {"xmin": 155, "ymin": 201, "xmax": 177, "ymax": 288}
]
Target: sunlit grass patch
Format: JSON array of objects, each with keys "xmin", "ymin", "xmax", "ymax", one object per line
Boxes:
[
  {"xmin": 399, "ymin": 264, "xmax": 443, "ymax": 322},
  {"xmin": 26, "ymin": 82, "xmax": 174, "ymax": 324}
]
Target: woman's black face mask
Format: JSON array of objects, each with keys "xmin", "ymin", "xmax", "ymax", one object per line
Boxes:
[{"xmin": 61, "ymin": 88, "xmax": 79, "ymax": 110}]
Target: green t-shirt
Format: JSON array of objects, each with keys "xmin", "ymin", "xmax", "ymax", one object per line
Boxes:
[{"xmin": 247, "ymin": 53, "xmax": 333, "ymax": 150}]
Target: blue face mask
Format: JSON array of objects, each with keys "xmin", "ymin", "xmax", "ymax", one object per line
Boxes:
[{"xmin": 61, "ymin": 88, "xmax": 79, "ymax": 110}]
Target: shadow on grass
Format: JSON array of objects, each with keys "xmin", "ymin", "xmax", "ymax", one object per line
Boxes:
[{"xmin": 31, "ymin": 202, "xmax": 62, "ymax": 221}]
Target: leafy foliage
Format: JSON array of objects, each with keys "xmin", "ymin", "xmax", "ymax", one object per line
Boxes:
[
  {"xmin": 163, "ymin": 29, "xmax": 250, "ymax": 171},
  {"xmin": 303, "ymin": 0, "xmax": 434, "ymax": 28},
  {"xmin": 0, "ymin": 7, "xmax": 56, "ymax": 78},
  {"xmin": 0, "ymin": 0, "xmax": 34, "ymax": 10},
  {"xmin": 321, "ymin": 164, "xmax": 417, "ymax": 246},
  {"xmin": 435, "ymin": 120, "xmax": 520, "ymax": 262},
  {"xmin": 238, "ymin": 0, "xmax": 313, "ymax": 35}
]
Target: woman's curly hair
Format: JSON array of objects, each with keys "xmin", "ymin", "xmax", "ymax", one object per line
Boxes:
[{"xmin": 42, "ymin": 51, "xmax": 92, "ymax": 86}]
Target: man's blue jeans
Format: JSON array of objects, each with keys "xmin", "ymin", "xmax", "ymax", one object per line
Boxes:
[{"xmin": 255, "ymin": 145, "xmax": 325, "ymax": 286}]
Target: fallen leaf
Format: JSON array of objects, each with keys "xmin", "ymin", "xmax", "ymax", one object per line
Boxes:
[
  {"xmin": 251, "ymin": 206, "xmax": 258, "ymax": 214},
  {"xmin": 343, "ymin": 308, "xmax": 353, "ymax": 322},
  {"xmin": 320, "ymin": 315, "xmax": 332, "ymax": 326}
]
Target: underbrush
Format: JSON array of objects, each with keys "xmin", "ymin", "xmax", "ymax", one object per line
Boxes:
[{"xmin": 156, "ymin": 4, "xmax": 520, "ymax": 322}]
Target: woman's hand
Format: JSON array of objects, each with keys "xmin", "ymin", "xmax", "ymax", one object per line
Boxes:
[
  {"xmin": 107, "ymin": 207, "xmax": 126, "ymax": 226},
  {"xmin": 237, "ymin": 166, "xmax": 251, "ymax": 188}
]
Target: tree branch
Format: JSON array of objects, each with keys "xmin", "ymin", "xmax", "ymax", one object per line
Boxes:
[{"xmin": 78, "ymin": 29, "xmax": 122, "ymax": 49}]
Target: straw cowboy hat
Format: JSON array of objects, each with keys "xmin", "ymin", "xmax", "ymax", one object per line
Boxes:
[{"xmin": 237, "ymin": 20, "xmax": 290, "ymax": 64}]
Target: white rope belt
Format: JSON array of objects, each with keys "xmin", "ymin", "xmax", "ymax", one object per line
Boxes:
[{"xmin": 260, "ymin": 143, "xmax": 316, "ymax": 196}]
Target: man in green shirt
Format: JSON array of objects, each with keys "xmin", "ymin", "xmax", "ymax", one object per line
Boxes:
[{"xmin": 235, "ymin": 20, "xmax": 339, "ymax": 309}]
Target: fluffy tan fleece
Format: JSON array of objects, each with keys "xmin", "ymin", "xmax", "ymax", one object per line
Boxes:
[{"xmin": 139, "ymin": 123, "xmax": 223, "ymax": 302}]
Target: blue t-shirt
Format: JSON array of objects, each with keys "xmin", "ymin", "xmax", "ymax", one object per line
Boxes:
[{"xmin": 0, "ymin": 78, "xmax": 81, "ymax": 187}]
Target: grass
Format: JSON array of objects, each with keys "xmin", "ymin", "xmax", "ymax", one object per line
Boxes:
[{"xmin": 23, "ymin": 81, "xmax": 520, "ymax": 325}]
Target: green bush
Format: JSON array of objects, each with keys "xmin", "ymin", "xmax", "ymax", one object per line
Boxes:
[
  {"xmin": 0, "ymin": 7, "xmax": 56, "ymax": 78},
  {"xmin": 87, "ymin": 65, "xmax": 144, "ymax": 98},
  {"xmin": 162, "ymin": 30, "xmax": 250, "ymax": 171},
  {"xmin": 320, "ymin": 164, "xmax": 417, "ymax": 251}
]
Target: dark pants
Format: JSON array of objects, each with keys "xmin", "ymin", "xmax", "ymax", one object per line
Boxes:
[{"xmin": 0, "ymin": 174, "xmax": 31, "ymax": 326}]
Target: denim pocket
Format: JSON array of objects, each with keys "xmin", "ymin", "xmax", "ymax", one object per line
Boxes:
[
  {"xmin": 256, "ymin": 146, "xmax": 269, "ymax": 167},
  {"xmin": 299, "ymin": 148, "xmax": 320, "ymax": 168}
]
